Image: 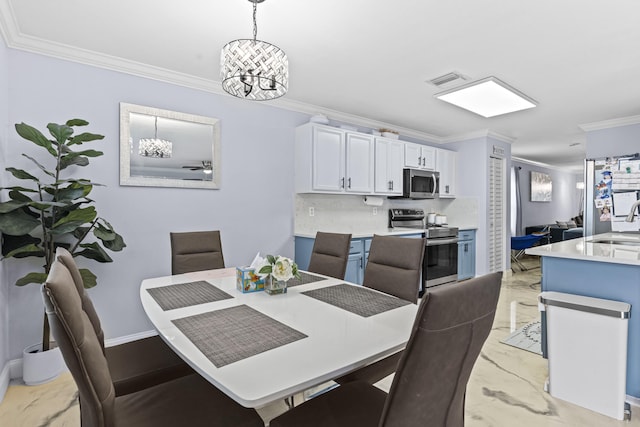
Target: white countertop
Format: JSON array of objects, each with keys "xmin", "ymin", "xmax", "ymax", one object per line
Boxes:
[
  {"xmin": 295, "ymin": 225, "xmax": 476, "ymax": 239},
  {"xmin": 526, "ymin": 232, "xmax": 640, "ymax": 266}
]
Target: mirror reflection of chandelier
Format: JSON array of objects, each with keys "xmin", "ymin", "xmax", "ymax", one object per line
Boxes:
[
  {"xmin": 203, "ymin": 161, "xmax": 213, "ymax": 174},
  {"xmin": 139, "ymin": 116, "xmax": 172, "ymax": 158}
]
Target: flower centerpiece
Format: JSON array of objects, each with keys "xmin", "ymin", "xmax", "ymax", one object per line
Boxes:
[{"xmin": 256, "ymin": 255, "xmax": 300, "ymax": 295}]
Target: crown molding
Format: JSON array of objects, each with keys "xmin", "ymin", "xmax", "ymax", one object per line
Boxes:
[
  {"xmin": 0, "ymin": 0, "xmax": 17, "ymax": 46},
  {"xmin": 0, "ymin": 2, "xmax": 503, "ymax": 148},
  {"xmin": 0, "ymin": 20, "xmax": 444, "ymax": 144},
  {"xmin": 274, "ymin": 100, "xmax": 442, "ymax": 143},
  {"xmin": 442, "ymin": 129, "xmax": 515, "ymax": 144},
  {"xmin": 579, "ymin": 114, "xmax": 640, "ymax": 132},
  {"xmin": 511, "ymin": 156, "xmax": 580, "ymax": 172}
]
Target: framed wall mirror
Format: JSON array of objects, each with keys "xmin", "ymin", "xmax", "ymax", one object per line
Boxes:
[{"xmin": 120, "ymin": 103, "xmax": 221, "ymax": 189}]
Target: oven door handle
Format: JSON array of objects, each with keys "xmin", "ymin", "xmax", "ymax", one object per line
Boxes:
[{"xmin": 426, "ymin": 237, "xmax": 459, "ymax": 246}]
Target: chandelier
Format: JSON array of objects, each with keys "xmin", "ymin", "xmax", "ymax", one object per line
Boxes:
[
  {"xmin": 139, "ymin": 116, "xmax": 172, "ymax": 158},
  {"xmin": 220, "ymin": 0, "xmax": 288, "ymax": 101}
]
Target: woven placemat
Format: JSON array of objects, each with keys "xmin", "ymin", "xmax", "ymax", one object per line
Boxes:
[
  {"xmin": 147, "ymin": 281, "xmax": 232, "ymax": 311},
  {"xmin": 286, "ymin": 271, "xmax": 327, "ymax": 288},
  {"xmin": 172, "ymin": 305, "xmax": 307, "ymax": 367},
  {"xmin": 302, "ymin": 284, "xmax": 411, "ymax": 317}
]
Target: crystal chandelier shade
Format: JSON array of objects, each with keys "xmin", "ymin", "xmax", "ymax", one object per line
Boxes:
[
  {"xmin": 138, "ymin": 138, "xmax": 172, "ymax": 158},
  {"xmin": 220, "ymin": 0, "xmax": 288, "ymax": 101},
  {"xmin": 220, "ymin": 39, "xmax": 288, "ymax": 100},
  {"xmin": 138, "ymin": 116, "xmax": 172, "ymax": 158}
]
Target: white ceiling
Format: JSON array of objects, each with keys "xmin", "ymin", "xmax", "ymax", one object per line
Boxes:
[{"xmin": 2, "ymin": 0, "xmax": 640, "ymax": 171}]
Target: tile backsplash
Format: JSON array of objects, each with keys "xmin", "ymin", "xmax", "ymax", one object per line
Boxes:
[{"xmin": 295, "ymin": 194, "xmax": 478, "ymax": 233}]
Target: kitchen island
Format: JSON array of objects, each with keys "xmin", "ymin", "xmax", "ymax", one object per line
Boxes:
[{"xmin": 527, "ymin": 232, "xmax": 640, "ymax": 398}]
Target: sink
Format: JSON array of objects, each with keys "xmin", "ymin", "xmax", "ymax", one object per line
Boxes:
[{"xmin": 592, "ymin": 239, "xmax": 640, "ymax": 246}]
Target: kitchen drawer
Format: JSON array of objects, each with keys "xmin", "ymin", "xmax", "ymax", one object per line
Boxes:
[
  {"xmin": 458, "ymin": 230, "xmax": 475, "ymax": 241},
  {"xmin": 350, "ymin": 239, "xmax": 364, "ymax": 254}
]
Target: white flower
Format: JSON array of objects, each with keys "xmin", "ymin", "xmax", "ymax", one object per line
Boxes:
[
  {"xmin": 272, "ymin": 256, "xmax": 294, "ymax": 281},
  {"xmin": 255, "ymin": 254, "xmax": 300, "ymax": 282}
]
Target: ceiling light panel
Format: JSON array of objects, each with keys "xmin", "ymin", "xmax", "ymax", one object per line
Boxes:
[{"xmin": 435, "ymin": 77, "xmax": 537, "ymax": 118}]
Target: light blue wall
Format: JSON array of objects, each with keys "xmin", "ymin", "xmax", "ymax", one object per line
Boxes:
[
  {"xmin": 0, "ymin": 35, "xmax": 9, "ymax": 398},
  {"xmin": 512, "ymin": 160, "xmax": 581, "ymax": 230},
  {"xmin": 586, "ymin": 123, "xmax": 640, "ymax": 159},
  {"xmin": 4, "ymin": 48, "xmax": 309, "ymax": 359}
]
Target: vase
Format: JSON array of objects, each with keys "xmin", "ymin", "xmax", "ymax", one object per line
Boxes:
[
  {"xmin": 265, "ymin": 275, "xmax": 288, "ymax": 295},
  {"xmin": 22, "ymin": 343, "xmax": 67, "ymax": 385}
]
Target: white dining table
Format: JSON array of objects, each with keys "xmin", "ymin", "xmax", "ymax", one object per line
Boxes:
[{"xmin": 140, "ymin": 268, "xmax": 418, "ymax": 408}]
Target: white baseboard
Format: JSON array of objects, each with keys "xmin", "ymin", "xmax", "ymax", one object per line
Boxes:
[
  {"xmin": 104, "ymin": 329, "xmax": 158, "ymax": 347},
  {"xmin": 5, "ymin": 329, "xmax": 158, "ymax": 383},
  {"xmin": 627, "ymin": 395, "xmax": 640, "ymax": 408},
  {"xmin": 0, "ymin": 362, "xmax": 10, "ymax": 403},
  {"xmin": 9, "ymin": 357, "xmax": 22, "ymax": 382}
]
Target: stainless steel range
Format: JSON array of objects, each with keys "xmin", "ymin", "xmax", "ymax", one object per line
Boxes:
[{"xmin": 389, "ymin": 209, "xmax": 459, "ymax": 292}]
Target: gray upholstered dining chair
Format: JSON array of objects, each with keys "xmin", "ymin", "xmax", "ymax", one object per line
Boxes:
[
  {"xmin": 307, "ymin": 232, "xmax": 352, "ymax": 279},
  {"xmin": 42, "ymin": 259, "xmax": 264, "ymax": 427},
  {"xmin": 335, "ymin": 234, "xmax": 425, "ymax": 385},
  {"xmin": 270, "ymin": 272, "xmax": 503, "ymax": 427},
  {"xmin": 56, "ymin": 247, "xmax": 192, "ymax": 396},
  {"xmin": 170, "ymin": 230, "xmax": 225, "ymax": 275},
  {"xmin": 362, "ymin": 234, "xmax": 426, "ymax": 304}
]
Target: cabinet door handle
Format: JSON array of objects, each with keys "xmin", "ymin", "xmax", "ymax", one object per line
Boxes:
[
  {"xmin": 341, "ymin": 177, "xmax": 345, "ymax": 188},
  {"xmin": 465, "ymin": 243, "xmax": 468, "ymax": 253},
  {"xmin": 446, "ymin": 185, "xmax": 450, "ymax": 194},
  {"xmin": 418, "ymin": 155, "xmax": 422, "ymax": 165},
  {"xmin": 431, "ymin": 173, "xmax": 437, "ymax": 197},
  {"xmin": 423, "ymin": 157, "xmax": 426, "ymax": 167},
  {"xmin": 388, "ymin": 180, "xmax": 392, "ymax": 190},
  {"xmin": 360, "ymin": 257, "xmax": 363, "ymax": 269},
  {"xmin": 348, "ymin": 177, "xmax": 352, "ymax": 189}
]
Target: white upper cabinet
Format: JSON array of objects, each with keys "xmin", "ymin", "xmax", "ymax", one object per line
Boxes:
[
  {"xmin": 436, "ymin": 148, "xmax": 457, "ymax": 198},
  {"xmin": 374, "ymin": 137, "xmax": 404, "ymax": 195},
  {"xmin": 296, "ymin": 123, "xmax": 452, "ymax": 198},
  {"xmin": 311, "ymin": 126, "xmax": 345, "ymax": 192},
  {"xmin": 404, "ymin": 143, "xmax": 436, "ymax": 170},
  {"xmin": 345, "ymin": 132, "xmax": 375, "ymax": 193},
  {"xmin": 295, "ymin": 124, "xmax": 374, "ymax": 194}
]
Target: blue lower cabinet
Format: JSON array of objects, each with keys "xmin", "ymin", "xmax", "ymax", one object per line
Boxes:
[
  {"xmin": 345, "ymin": 239, "xmax": 365, "ymax": 284},
  {"xmin": 295, "ymin": 236, "xmax": 368, "ymax": 285},
  {"xmin": 294, "ymin": 237, "xmax": 315, "ymax": 271},
  {"xmin": 345, "ymin": 252, "xmax": 363, "ymax": 284},
  {"xmin": 457, "ymin": 230, "xmax": 476, "ymax": 281},
  {"xmin": 295, "ymin": 233, "xmax": 424, "ymax": 285}
]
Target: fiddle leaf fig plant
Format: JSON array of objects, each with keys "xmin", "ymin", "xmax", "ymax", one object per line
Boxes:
[{"xmin": 0, "ymin": 119, "xmax": 126, "ymax": 351}]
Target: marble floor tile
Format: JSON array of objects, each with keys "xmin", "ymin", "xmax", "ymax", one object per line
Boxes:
[{"xmin": 1, "ymin": 259, "xmax": 638, "ymax": 426}]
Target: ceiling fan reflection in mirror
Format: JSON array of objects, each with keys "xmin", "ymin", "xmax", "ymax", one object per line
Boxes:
[{"xmin": 182, "ymin": 160, "xmax": 213, "ymax": 174}]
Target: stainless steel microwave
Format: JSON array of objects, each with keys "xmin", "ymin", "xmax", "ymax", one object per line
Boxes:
[{"xmin": 395, "ymin": 168, "xmax": 439, "ymax": 199}]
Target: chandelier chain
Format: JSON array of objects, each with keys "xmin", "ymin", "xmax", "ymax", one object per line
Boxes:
[{"xmin": 252, "ymin": 1, "xmax": 258, "ymax": 42}]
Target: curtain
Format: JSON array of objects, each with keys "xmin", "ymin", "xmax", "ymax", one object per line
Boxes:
[{"xmin": 513, "ymin": 166, "xmax": 523, "ymax": 236}]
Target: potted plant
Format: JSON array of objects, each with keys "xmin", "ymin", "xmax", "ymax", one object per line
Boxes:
[{"xmin": 0, "ymin": 119, "xmax": 125, "ymax": 384}]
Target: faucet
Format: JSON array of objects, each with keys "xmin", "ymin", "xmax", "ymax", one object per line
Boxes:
[{"xmin": 626, "ymin": 199, "xmax": 640, "ymax": 222}]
